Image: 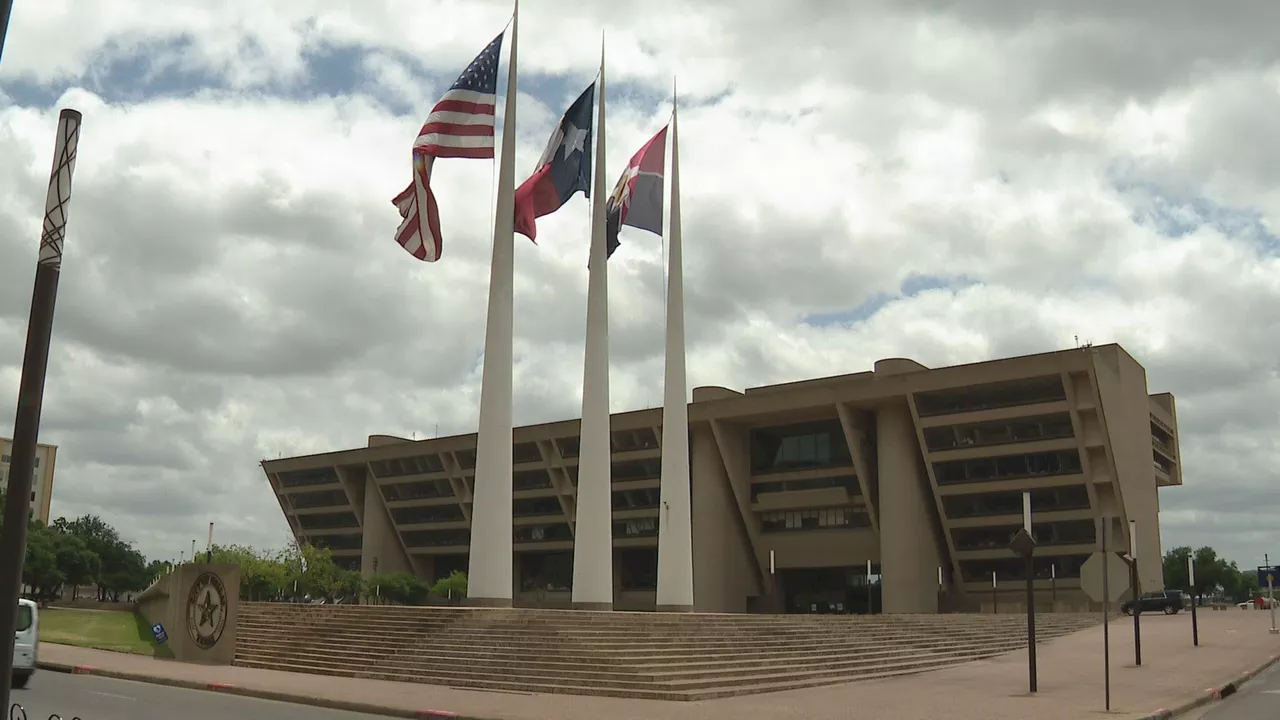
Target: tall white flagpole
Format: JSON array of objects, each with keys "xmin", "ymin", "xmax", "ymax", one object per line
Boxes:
[
  {"xmin": 656, "ymin": 83, "xmax": 694, "ymax": 611},
  {"xmin": 467, "ymin": 1, "xmax": 519, "ymax": 607},
  {"xmin": 572, "ymin": 35, "xmax": 613, "ymax": 610}
]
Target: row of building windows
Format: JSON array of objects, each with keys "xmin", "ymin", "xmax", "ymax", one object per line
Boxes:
[
  {"xmin": 759, "ymin": 508, "xmax": 871, "ymax": 532},
  {"xmin": 296, "ymin": 511, "xmax": 360, "ymax": 531},
  {"xmin": 278, "ymin": 467, "xmax": 339, "ymax": 488},
  {"xmin": 951, "ymin": 519, "xmax": 1096, "ymax": 551},
  {"xmin": 391, "ymin": 504, "xmax": 465, "ymax": 525},
  {"xmin": 749, "ymin": 420, "xmax": 853, "ymax": 475},
  {"xmin": 289, "ymin": 489, "xmax": 349, "ymax": 510},
  {"xmin": 513, "ymin": 549, "xmax": 660, "ymax": 592},
  {"xmin": 0, "ymin": 455, "xmax": 40, "ymax": 466},
  {"xmin": 915, "ymin": 375, "xmax": 1068, "ymax": 418},
  {"xmin": 556, "ymin": 428, "xmax": 661, "ymax": 458},
  {"xmin": 751, "ymin": 474, "xmax": 860, "ymax": 502},
  {"xmin": 940, "ymin": 485, "xmax": 1091, "ymax": 519},
  {"xmin": 923, "ymin": 413, "xmax": 1075, "ymax": 452},
  {"xmin": 309, "ymin": 534, "xmax": 362, "ymax": 551},
  {"xmin": 959, "ymin": 554, "xmax": 1090, "ymax": 583},
  {"xmin": 934, "ymin": 449, "xmax": 1083, "ymax": 486}
]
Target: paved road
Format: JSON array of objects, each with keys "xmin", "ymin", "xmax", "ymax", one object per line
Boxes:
[
  {"xmin": 8, "ymin": 670, "xmax": 392, "ymax": 720},
  {"xmin": 1197, "ymin": 660, "xmax": 1280, "ymax": 720}
]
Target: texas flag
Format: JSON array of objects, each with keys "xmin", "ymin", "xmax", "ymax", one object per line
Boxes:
[
  {"xmin": 606, "ymin": 125, "xmax": 668, "ymax": 258},
  {"xmin": 514, "ymin": 83, "xmax": 596, "ymax": 241}
]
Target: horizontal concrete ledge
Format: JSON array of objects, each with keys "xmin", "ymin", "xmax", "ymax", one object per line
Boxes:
[
  {"xmin": 465, "ymin": 597, "xmax": 513, "ymax": 609},
  {"xmin": 655, "ymin": 605, "xmax": 695, "ymax": 613},
  {"xmin": 571, "ymin": 602, "xmax": 613, "ymax": 611}
]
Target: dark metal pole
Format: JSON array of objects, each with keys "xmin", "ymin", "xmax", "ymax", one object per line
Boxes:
[
  {"xmin": 1132, "ymin": 560, "xmax": 1142, "ymax": 666},
  {"xmin": 1191, "ymin": 592, "xmax": 1199, "ymax": 647},
  {"xmin": 993, "ymin": 574, "xmax": 998, "ymax": 614},
  {"xmin": 1102, "ymin": 520, "xmax": 1111, "ymax": 712},
  {"xmin": 0, "ymin": 0, "xmax": 14, "ymax": 64},
  {"xmin": 1026, "ymin": 554, "xmax": 1037, "ymax": 692},
  {"xmin": 0, "ymin": 108, "xmax": 81, "ymax": 715}
]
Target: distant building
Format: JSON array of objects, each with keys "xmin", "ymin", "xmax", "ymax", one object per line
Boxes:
[
  {"xmin": 0, "ymin": 439, "xmax": 57, "ymax": 524},
  {"xmin": 262, "ymin": 343, "xmax": 1181, "ymax": 614}
]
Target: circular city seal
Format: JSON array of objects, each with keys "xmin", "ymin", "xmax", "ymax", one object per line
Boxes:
[{"xmin": 186, "ymin": 571, "xmax": 228, "ymax": 650}]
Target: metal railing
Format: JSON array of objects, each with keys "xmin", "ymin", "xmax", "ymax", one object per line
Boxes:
[{"xmin": 11, "ymin": 702, "xmax": 82, "ymax": 720}]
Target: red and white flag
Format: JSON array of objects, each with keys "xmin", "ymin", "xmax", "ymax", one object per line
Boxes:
[{"xmin": 392, "ymin": 32, "xmax": 505, "ymax": 262}]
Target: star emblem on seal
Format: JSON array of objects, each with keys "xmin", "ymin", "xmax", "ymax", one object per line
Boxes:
[{"xmin": 186, "ymin": 571, "xmax": 228, "ymax": 650}]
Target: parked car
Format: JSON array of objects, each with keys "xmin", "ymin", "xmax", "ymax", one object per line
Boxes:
[
  {"xmin": 1121, "ymin": 590, "xmax": 1184, "ymax": 615},
  {"xmin": 12, "ymin": 599, "xmax": 38, "ymax": 688}
]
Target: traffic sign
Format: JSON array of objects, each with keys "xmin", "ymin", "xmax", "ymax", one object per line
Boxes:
[
  {"xmin": 1080, "ymin": 551, "xmax": 1130, "ymax": 603},
  {"xmin": 151, "ymin": 622, "xmax": 168, "ymax": 645},
  {"xmin": 1257, "ymin": 566, "xmax": 1280, "ymax": 588}
]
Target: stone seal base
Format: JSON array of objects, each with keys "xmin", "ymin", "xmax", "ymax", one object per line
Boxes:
[
  {"xmin": 571, "ymin": 601, "xmax": 613, "ymax": 611},
  {"xmin": 655, "ymin": 604, "xmax": 695, "ymax": 613}
]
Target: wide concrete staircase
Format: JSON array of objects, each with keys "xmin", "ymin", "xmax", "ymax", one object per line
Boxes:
[{"xmin": 234, "ymin": 603, "xmax": 1099, "ymax": 700}]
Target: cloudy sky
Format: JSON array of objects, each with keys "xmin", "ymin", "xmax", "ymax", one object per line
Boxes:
[{"xmin": 1, "ymin": 1, "xmax": 1277, "ymax": 570}]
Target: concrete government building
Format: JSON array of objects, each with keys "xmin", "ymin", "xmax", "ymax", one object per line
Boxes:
[
  {"xmin": 0, "ymin": 438, "xmax": 57, "ymax": 524},
  {"xmin": 262, "ymin": 343, "xmax": 1181, "ymax": 614}
]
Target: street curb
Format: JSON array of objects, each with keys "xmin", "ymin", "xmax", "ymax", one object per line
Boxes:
[
  {"xmin": 1134, "ymin": 652, "xmax": 1280, "ymax": 720},
  {"xmin": 36, "ymin": 661, "xmax": 488, "ymax": 720}
]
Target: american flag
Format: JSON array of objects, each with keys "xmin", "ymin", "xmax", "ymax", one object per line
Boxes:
[{"xmin": 393, "ymin": 31, "xmax": 505, "ymax": 262}]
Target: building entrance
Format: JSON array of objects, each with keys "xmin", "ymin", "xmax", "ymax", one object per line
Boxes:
[{"xmin": 780, "ymin": 566, "xmax": 881, "ymax": 614}]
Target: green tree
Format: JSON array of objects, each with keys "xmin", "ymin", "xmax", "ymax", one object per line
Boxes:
[
  {"xmin": 431, "ymin": 571, "xmax": 467, "ymax": 602},
  {"xmin": 22, "ymin": 522, "xmax": 64, "ymax": 600},
  {"xmin": 53, "ymin": 531, "xmax": 101, "ymax": 600}
]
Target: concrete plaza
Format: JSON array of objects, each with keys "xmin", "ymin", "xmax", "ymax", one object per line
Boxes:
[{"xmin": 37, "ymin": 611, "xmax": 1280, "ymax": 720}]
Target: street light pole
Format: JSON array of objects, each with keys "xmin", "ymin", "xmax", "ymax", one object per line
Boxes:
[
  {"xmin": 0, "ymin": 0, "xmax": 15, "ymax": 64},
  {"xmin": 0, "ymin": 107, "xmax": 83, "ymax": 716},
  {"xmin": 1130, "ymin": 520, "xmax": 1141, "ymax": 667}
]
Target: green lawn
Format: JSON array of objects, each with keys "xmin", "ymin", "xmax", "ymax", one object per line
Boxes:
[{"xmin": 39, "ymin": 609, "xmax": 174, "ymax": 658}]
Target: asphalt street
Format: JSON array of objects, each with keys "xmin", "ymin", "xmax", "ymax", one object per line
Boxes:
[
  {"xmin": 8, "ymin": 669, "xmax": 392, "ymax": 720},
  {"xmin": 1197, "ymin": 659, "xmax": 1280, "ymax": 720}
]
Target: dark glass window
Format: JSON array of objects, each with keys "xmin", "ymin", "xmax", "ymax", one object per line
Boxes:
[
  {"xmin": 381, "ymin": 479, "xmax": 454, "ymax": 502},
  {"xmin": 952, "ymin": 520, "xmax": 1096, "ymax": 551},
  {"xmin": 959, "ymin": 554, "xmax": 1090, "ymax": 583},
  {"xmin": 513, "ymin": 469, "xmax": 553, "ymax": 491},
  {"xmin": 612, "ymin": 487, "xmax": 662, "ymax": 510},
  {"xmin": 520, "ymin": 552, "xmax": 573, "ymax": 592},
  {"xmin": 513, "ymin": 496, "xmax": 562, "ymax": 517},
  {"xmin": 613, "ymin": 518, "xmax": 659, "ymax": 537},
  {"xmin": 297, "ymin": 512, "xmax": 359, "ymax": 531},
  {"xmin": 278, "ymin": 467, "xmax": 339, "ymax": 488},
  {"xmin": 612, "ymin": 428, "xmax": 659, "ymax": 452},
  {"xmin": 611, "ymin": 458, "xmax": 662, "ymax": 482},
  {"xmin": 401, "ymin": 528, "xmax": 470, "ymax": 547},
  {"xmin": 915, "ymin": 376, "xmax": 1067, "ymax": 417},
  {"xmin": 289, "ymin": 489, "xmax": 349, "ymax": 510},
  {"xmin": 750, "ymin": 420, "xmax": 852, "ymax": 474},
  {"xmin": 513, "ymin": 523, "xmax": 573, "ymax": 543},
  {"xmin": 555, "ymin": 436, "xmax": 581, "ymax": 458},
  {"xmin": 308, "ymin": 534, "xmax": 362, "ymax": 551},
  {"xmin": 456, "ymin": 449, "xmax": 477, "ymax": 469},
  {"xmin": 390, "ymin": 504, "xmax": 465, "ymax": 524},
  {"xmin": 759, "ymin": 508, "xmax": 870, "ymax": 532},
  {"xmin": 619, "ymin": 548, "xmax": 658, "ymax": 589},
  {"xmin": 751, "ymin": 475, "xmax": 860, "ymax": 501},
  {"xmin": 923, "ymin": 413, "xmax": 1075, "ymax": 452},
  {"xmin": 370, "ymin": 454, "xmax": 445, "ymax": 478},
  {"xmin": 513, "ymin": 442, "xmax": 543, "ymax": 464},
  {"xmin": 941, "ymin": 485, "xmax": 1090, "ymax": 519},
  {"xmin": 934, "ymin": 450, "xmax": 1083, "ymax": 486}
]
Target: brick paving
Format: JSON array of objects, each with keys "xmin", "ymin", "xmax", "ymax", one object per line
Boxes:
[{"xmin": 38, "ymin": 610, "xmax": 1280, "ymax": 720}]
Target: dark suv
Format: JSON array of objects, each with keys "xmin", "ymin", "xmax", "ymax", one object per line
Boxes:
[{"xmin": 1122, "ymin": 590, "xmax": 1184, "ymax": 615}]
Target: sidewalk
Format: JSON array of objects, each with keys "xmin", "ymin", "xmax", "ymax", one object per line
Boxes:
[{"xmin": 38, "ymin": 611, "xmax": 1280, "ymax": 720}]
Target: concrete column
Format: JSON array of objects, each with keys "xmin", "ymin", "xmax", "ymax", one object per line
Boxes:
[
  {"xmin": 360, "ymin": 480, "xmax": 412, "ymax": 580},
  {"xmin": 571, "ymin": 55, "xmax": 614, "ymax": 611},
  {"xmin": 656, "ymin": 104, "xmax": 693, "ymax": 612},
  {"xmin": 876, "ymin": 401, "xmax": 941, "ymax": 613}
]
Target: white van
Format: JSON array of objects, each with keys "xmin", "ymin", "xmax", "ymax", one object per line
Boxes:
[{"xmin": 12, "ymin": 599, "xmax": 37, "ymax": 688}]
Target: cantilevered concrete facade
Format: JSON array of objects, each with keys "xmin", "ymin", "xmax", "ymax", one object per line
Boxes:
[{"xmin": 261, "ymin": 343, "xmax": 1181, "ymax": 614}]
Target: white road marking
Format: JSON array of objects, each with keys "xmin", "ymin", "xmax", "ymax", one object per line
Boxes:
[{"xmin": 88, "ymin": 691, "xmax": 136, "ymax": 700}]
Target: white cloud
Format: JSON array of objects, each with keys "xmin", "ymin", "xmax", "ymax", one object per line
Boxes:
[{"xmin": 0, "ymin": 0, "xmax": 1277, "ymax": 570}]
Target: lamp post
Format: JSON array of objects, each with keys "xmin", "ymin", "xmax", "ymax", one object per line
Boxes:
[
  {"xmin": 1009, "ymin": 491, "xmax": 1037, "ymax": 693},
  {"xmin": 0, "ymin": 0, "xmax": 15, "ymax": 64},
  {"xmin": 1188, "ymin": 554, "xmax": 1198, "ymax": 646},
  {"xmin": 1130, "ymin": 520, "xmax": 1141, "ymax": 666}
]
